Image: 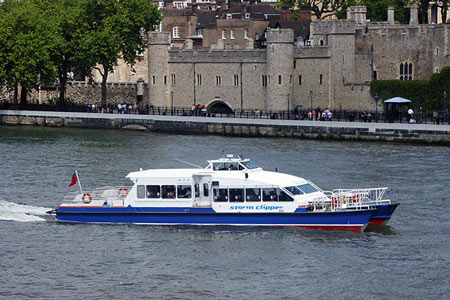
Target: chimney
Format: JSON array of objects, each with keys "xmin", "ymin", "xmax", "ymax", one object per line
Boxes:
[
  {"xmin": 387, "ymin": 6, "xmax": 395, "ymax": 24},
  {"xmin": 410, "ymin": 5, "xmax": 418, "ymax": 25}
]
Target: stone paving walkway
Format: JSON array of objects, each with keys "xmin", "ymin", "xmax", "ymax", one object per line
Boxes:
[{"xmin": 2, "ymin": 110, "xmax": 449, "ymax": 133}]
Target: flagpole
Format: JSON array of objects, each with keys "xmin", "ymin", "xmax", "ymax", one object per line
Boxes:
[{"xmin": 76, "ymin": 170, "xmax": 84, "ymax": 194}]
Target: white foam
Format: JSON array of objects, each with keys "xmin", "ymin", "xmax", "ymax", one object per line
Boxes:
[{"xmin": 0, "ymin": 200, "xmax": 51, "ymax": 222}]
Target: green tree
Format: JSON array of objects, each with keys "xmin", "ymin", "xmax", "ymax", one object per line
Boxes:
[
  {"xmin": 336, "ymin": 0, "xmax": 407, "ymax": 23},
  {"xmin": 370, "ymin": 67, "xmax": 450, "ymax": 110},
  {"xmin": 43, "ymin": 0, "xmax": 90, "ymax": 105},
  {"xmin": 81, "ymin": 0, "xmax": 161, "ymax": 106},
  {"xmin": 0, "ymin": 0, "xmax": 55, "ymax": 104}
]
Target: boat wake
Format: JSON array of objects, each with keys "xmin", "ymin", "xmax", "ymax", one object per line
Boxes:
[{"xmin": 0, "ymin": 200, "xmax": 51, "ymax": 222}]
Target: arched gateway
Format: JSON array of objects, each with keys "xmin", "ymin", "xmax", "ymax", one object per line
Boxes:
[{"xmin": 207, "ymin": 100, "xmax": 234, "ymax": 114}]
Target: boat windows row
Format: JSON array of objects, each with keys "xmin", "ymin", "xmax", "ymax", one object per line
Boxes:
[
  {"xmin": 136, "ymin": 184, "xmax": 294, "ymax": 202},
  {"xmin": 137, "ymin": 184, "xmax": 193, "ymax": 199},
  {"xmin": 214, "ymin": 187, "xmax": 293, "ymax": 202}
]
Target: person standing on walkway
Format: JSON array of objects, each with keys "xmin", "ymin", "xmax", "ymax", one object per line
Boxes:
[{"xmin": 408, "ymin": 108, "xmax": 414, "ymax": 122}]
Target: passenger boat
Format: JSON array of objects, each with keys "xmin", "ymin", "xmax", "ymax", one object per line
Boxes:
[{"xmin": 52, "ymin": 155, "xmax": 398, "ymax": 231}]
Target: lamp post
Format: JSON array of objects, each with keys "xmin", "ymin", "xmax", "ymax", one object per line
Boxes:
[
  {"xmin": 375, "ymin": 93, "xmax": 380, "ymax": 123},
  {"xmin": 444, "ymin": 91, "xmax": 447, "ymax": 123},
  {"xmin": 171, "ymin": 91, "xmax": 174, "ymax": 115},
  {"xmin": 287, "ymin": 92, "xmax": 290, "ymax": 120},
  {"xmin": 309, "ymin": 90, "xmax": 313, "ymax": 113}
]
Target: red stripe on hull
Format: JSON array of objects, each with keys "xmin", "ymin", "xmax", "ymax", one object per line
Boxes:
[
  {"xmin": 274, "ymin": 225, "xmax": 365, "ymax": 231},
  {"xmin": 369, "ymin": 218, "xmax": 389, "ymax": 225}
]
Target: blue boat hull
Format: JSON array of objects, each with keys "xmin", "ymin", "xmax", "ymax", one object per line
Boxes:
[
  {"xmin": 56, "ymin": 206, "xmax": 373, "ymax": 231},
  {"xmin": 369, "ymin": 203, "xmax": 399, "ymax": 224}
]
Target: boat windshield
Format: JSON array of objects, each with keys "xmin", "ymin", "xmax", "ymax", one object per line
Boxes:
[
  {"xmin": 297, "ymin": 183, "xmax": 319, "ymax": 194},
  {"xmin": 285, "ymin": 186, "xmax": 304, "ymax": 195},
  {"xmin": 241, "ymin": 160, "xmax": 258, "ymax": 169},
  {"xmin": 213, "ymin": 162, "xmax": 244, "ymax": 171}
]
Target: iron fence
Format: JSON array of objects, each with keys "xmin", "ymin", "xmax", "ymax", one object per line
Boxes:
[{"xmin": 1, "ymin": 102, "xmax": 449, "ymax": 125}]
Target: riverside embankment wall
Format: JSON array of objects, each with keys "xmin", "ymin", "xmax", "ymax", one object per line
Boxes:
[{"xmin": 1, "ymin": 110, "xmax": 450, "ymax": 145}]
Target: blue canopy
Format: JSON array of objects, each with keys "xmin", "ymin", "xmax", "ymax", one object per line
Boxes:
[{"xmin": 384, "ymin": 97, "xmax": 412, "ymax": 104}]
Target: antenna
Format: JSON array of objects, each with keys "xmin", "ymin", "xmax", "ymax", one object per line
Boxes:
[{"xmin": 176, "ymin": 159, "xmax": 203, "ymax": 169}]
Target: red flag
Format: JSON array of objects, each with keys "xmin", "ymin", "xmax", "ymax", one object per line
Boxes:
[{"xmin": 68, "ymin": 172, "xmax": 78, "ymax": 187}]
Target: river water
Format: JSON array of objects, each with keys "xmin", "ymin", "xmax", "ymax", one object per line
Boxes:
[{"xmin": 0, "ymin": 126, "xmax": 449, "ymax": 299}]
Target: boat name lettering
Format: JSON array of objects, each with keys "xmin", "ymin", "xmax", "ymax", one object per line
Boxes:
[{"xmin": 230, "ymin": 205, "xmax": 284, "ymax": 211}]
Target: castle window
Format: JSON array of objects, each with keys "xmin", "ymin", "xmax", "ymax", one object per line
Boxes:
[
  {"xmin": 298, "ymin": 75, "xmax": 302, "ymax": 85},
  {"xmin": 320, "ymin": 39, "xmax": 324, "ymax": 46},
  {"xmin": 293, "ymin": 60, "xmax": 296, "ymax": 69},
  {"xmin": 216, "ymin": 75, "xmax": 222, "ymax": 86},
  {"xmin": 278, "ymin": 75, "xmax": 282, "ymax": 85},
  {"xmin": 234, "ymin": 74, "xmax": 239, "ymax": 86},
  {"xmin": 222, "ymin": 29, "xmax": 226, "ymax": 40},
  {"xmin": 399, "ymin": 62, "xmax": 413, "ymax": 80},
  {"xmin": 244, "ymin": 29, "xmax": 248, "ymax": 39},
  {"xmin": 197, "ymin": 74, "xmax": 202, "ymax": 86},
  {"xmin": 173, "ymin": 27, "xmax": 180, "ymax": 39},
  {"xmin": 230, "ymin": 29, "xmax": 235, "ymax": 40},
  {"xmin": 320, "ymin": 74, "xmax": 323, "ymax": 85},
  {"xmin": 372, "ymin": 71, "xmax": 377, "ymax": 80},
  {"xmin": 171, "ymin": 73, "xmax": 176, "ymax": 86},
  {"xmin": 152, "ymin": 76, "xmax": 156, "ymax": 85},
  {"xmin": 164, "ymin": 75, "xmax": 167, "ymax": 85},
  {"xmin": 262, "ymin": 75, "xmax": 267, "ymax": 87}
]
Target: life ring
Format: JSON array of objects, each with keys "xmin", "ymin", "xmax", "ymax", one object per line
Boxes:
[
  {"xmin": 82, "ymin": 193, "xmax": 92, "ymax": 204},
  {"xmin": 332, "ymin": 197, "xmax": 338, "ymax": 209},
  {"xmin": 119, "ymin": 186, "xmax": 129, "ymax": 197}
]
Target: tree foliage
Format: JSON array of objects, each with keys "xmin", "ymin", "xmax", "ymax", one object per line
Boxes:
[
  {"xmin": 336, "ymin": 0, "xmax": 407, "ymax": 23},
  {"xmin": 80, "ymin": 0, "xmax": 161, "ymax": 106},
  {"xmin": 0, "ymin": 0, "xmax": 162, "ymax": 105},
  {"xmin": 0, "ymin": 0, "xmax": 55, "ymax": 104},
  {"xmin": 370, "ymin": 67, "xmax": 450, "ymax": 110}
]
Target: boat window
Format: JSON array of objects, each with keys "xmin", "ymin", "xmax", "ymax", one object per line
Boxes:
[
  {"xmin": 194, "ymin": 183, "xmax": 199, "ymax": 198},
  {"xmin": 297, "ymin": 183, "xmax": 319, "ymax": 194},
  {"xmin": 241, "ymin": 161, "xmax": 258, "ymax": 169},
  {"xmin": 162, "ymin": 185, "xmax": 176, "ymax": 199},
  {"xmin": 229, "ymin": 188, "xmax": 244, "ymax": 202},
  {"xmin": 278, "ymin": 190, "xmax": 294, "ymax": 202},
  {"xmin": 213, "ymin": 188, "xmax": 228, "ymax": 202},
  {"xmin": 146, "ymin": 185, "xmax": 160, "ymax": 199},
  {"xmin": 177, "ymin": 185, "xmax": 192, "ymax": 199},
  {"xmin": 286, "ymin": 186, "xmax": 304, "ymax": 195},
  {"xmin": 246, "ymin": 188, "xmax": 261, "ymax": 202},
  {"xmin": 203, "ymin": 183, "xmax": 209, "ymax": 197},
  {"xmin": 137, "ymin": 185, "xmax": 145, "ymax": 199},
  {"xmin": 262, "ymin": 188, "xmax": 278, "ymax": 201},
  {"xmin": 213, "ymin": 162, "xmax": 240, "ymax": 171}
]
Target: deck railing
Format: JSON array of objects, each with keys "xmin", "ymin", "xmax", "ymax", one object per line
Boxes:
[{"xmin": 62, "ymin": 186, "xmax": 132, "ymax": 206}]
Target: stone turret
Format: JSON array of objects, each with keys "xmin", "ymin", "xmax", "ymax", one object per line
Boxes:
[
  {"xmin": 148, "ymin": 32, "xmax": 170, "ymax": 107},
  {"xmin": 266, "ymin": 28, "xmax": 294, "ymax": 112},
  {"xmin": 347, "ymin": 6, "xmax": 367, "ymax": 24}
]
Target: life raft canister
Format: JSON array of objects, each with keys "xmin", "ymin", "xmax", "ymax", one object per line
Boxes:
[
  {"xmin": 119, "ymin": 186, "xmax": 129, "ymax": 197},
  {"xmin": 82, "ymin": 193, "xmax": 92, "ymax": 204}
]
